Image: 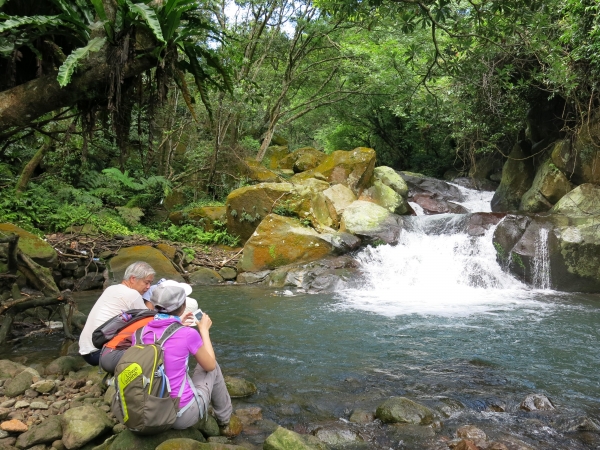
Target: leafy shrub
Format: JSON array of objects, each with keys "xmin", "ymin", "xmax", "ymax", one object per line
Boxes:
[{"xmin": 159, "ymin": 224, "xmax": 240, "ymax": 247}]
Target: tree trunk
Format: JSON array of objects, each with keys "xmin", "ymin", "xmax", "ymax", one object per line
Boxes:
[
  {"xmin": 256, "ymin": 125, "xmax": 275, "ymax": 162},
  {"xmin": 15, "ymin": 139, "xmax": 51, "ymax": 193},
  {"xmin": 0, "ymin": 53, "xmax": 155, "ymax": 133}
]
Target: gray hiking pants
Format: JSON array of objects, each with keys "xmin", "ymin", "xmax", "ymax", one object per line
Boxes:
[{"xmin": 172, "ymin": 361, "xmax": 232, "ymax": 429}]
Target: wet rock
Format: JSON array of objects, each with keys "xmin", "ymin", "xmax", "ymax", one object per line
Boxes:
[
  {"xmin": 5, "ymin": 371, "xmax": 34, "ymax": 398},
  {"xmin": 0, "ymin": 419, "xmax": 28, "ymax": 433},
  {"xmin": 520, "ymin": 394, "xmax": 555, "ymax": 411},
  {"xmin": 110, "ymin": 428, "xmax": 206, "ymax": 450},
  {"xmin": 520, "ymin": 159, "xmax": 573, "ymax": 212},
  {"xmin": 399, "ymin": 171, "xmax": 465, "ymax": 202},
  {"xmin": 224, "ymin": 377, "xmax": 257, "ymax": 398},
  {"xmin": 45, "ymin": 357, "xmax": 85, "ymax": 376},
  {"xmin": 235, "ymin": 271, "xmax": 270, "ymax": 284},
  {"xmin": 218, "ymin": 414, "xmax": 242, "ymax": 438},
  {"xmin": 60, "ymin": 405, "xmax": 112, "ymax": 449},
  {"xmin": 412, "ymin": 193, "xmax": 468, "ymax": 215},
  {"xmin": 155, "ymin": 438, "xmax": 201, "ymax": 450},
  {"xmin": 456, "ymin": 425, "xmax": 486, "ymax": 447},
  {"xmin": 389, "ymin": 423, "xmax": 435, "ymax": 441},
  {"xmin": 375, "ymin": 397, "xmax": 434, "ymax": 425},
  {"xmin": 263, "ymin": 426, "xmax": 329, "ymax": 450},
  {"xmin": 348, "ymin": 410, "xmax": 374, "ymax": 424},
  {"xmin": 15, "ymin": 415, "xmax": 62, "ymax": 449},
  {"xmin": 362, "ymin": 179, "xmax": 410, "ymax": 215},
  {"xmin": 556, "ymin": 416, "xmax": 600, "ymax": 433},
  {"xmin": 188, "ymin": 268, "xmax": 223, "ymax": 285},
  {"xmin": 452, "ymin": 177, "xmax": 499, "ymax": 192},
  {"xmin": 373, "ymin": 166, "xmax": 409, "ymax": 198},
  {"xmin": 486, "ymin": 443, "xmax": 509, "ymax": 450},
  {"xmin": 314, "ymin": 425, "xmax": 362, "ymax": 446},
  {"xmin": 340, "ymin": 200, "xmax": 403, "ymax": 245},
  {"xmin": 238, "ymin": 214, "xmax": 334, "ymax": 272},
  {"xmin": 451, "ymin": 439, "xmax": 479, "ymax": 450},
  {"xmin": 234, "ymin": 407, "xmax": 262, "ymax": 427},
  {"xmin": 549, "ymin": 183, "xmax": 600, "ymax": 216},
  {"xmin": 552, "ymin": 121, "xmax": 600, "ymax": 185}
]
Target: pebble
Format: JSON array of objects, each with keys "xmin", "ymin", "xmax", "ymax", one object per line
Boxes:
[
  {"xmin": 0, "ymin": 430, "xmax": 7, "ymax": 438},
  {"xmin": 30, "ymin": 402, "xmax": 49, "ymax": 410},
  {"xmin": 0, "ymin": 408, "xmax": 9, "ymax": 420},
  {"xmin": 51, "ymin": 400, "xmax": 67, "ymax": 410},
  {"xmin": 0, "ymin": 400, "xmax": 15, "ymax": 408},
  {"xmin": 24, "ymin": 389, "xmax": 39, "ymax": 398},
  {"xmin": 14, "ymin": 401, "xmax": 30, "ymax": 409},
  {"xmin": 0, "ymin": 419, "xmax": 28, "ymax": 432}
]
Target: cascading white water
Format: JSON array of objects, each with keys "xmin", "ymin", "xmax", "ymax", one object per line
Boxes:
[
  {"xmin": 337, "ymin": 185, "xmax": 551, "ymax": 317},
  {"xmin": 533, "ymin": 227, "xmax": 551, "ymax": 290}
]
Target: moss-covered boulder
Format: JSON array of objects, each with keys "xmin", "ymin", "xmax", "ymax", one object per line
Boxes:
[
  {"xmin": 375, "ymin": 397, "xmax": 434, "ymax": 425},
  {"xmin": 169, "ymin": 206, "xmax": 227, "ymax": 231},
  {"xmin": 238, "ymin": 215, "xmax": 334, "ymax": 272},
  {"xmin": 277, "ymin": 147, "xmax": 324, "ymax": 172},
  {"xmin": 264, "ymin": 426, "xmax": 329, "ymax": 450},
  {"xmin": 291, "ymin": 148, "xmax": 376, "ymax": 196},
  {"xmin": 362, "ymin": 180, "xmax": 410, "ymax": 215},
  {"xmin": 491, "ymin": 142, "xmax": 535, "ymax": 212},
  {"xmin": 0, "ymin": 360, "xmax": 27, "ymax": 379},
  {"xmin": 188, "ymin": 267, "xmax": 223, "ymax": 285},
  {"xmin": 108, "ymin": 245, "xmax": 184, "ymax": 282},
  {"xmin": 226, "ymin": 183, "xmax": 294, "ymax": 242},
  {"xmin": 224, "ymin": 376, "xmax": 257, "ymax": 398},
  {"xmin": 551, "ymin": 122, "xmax": 600, "ymax": 185},
  {"xmin": 45, "ymin": 356, "xmax": 86, "ymax": 376},
  {"xmin": 242, "ymin": 158, "xmax": 281, "ymax": 183},
  {"xmin": 61, "ymin": 405, "xmax": 113, "ymax": 449},
  {"xmin": 263, "ymin": 145, "xmax": 290, "ymax": 170},
  {"xmin": 373, "ymin": 166, "xmax": 408, "ymax": 198},
  {"xmin": 550, "ymin": 183, "xmax": 600, "ymax": 216},
  {"xmin": 320, "ymin": 184, "xmax": 356, "ymax": 228},
  {"xmin": 340, "ymin": 200, "xmax": 403, "ymax": 245},
  {"xmin": 15, "ymin": 415, "xmax": 62, "ymax": 449},
  {"xmin": 520, "ymin": 159, "xmax": 573, "ymax": 212},
  {"xmin": 0, "ymin": 223, "xmax": 57, "ymax": 268},
  {"xmin": 109, "ymin": 428, "xmax": 206, "ymax": 450},
  {"xmin": 156, "ymin": 438, "xmax": 245, "ymax": 450}
]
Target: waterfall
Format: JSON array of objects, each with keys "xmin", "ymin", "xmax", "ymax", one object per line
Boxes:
[{"xmin": 533, "ymin": 227, "xmax": 551, "ymax": 290}]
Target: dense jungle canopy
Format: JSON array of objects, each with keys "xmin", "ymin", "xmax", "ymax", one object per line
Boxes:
[{"xmin": 0, "ymin": 0, "xmax": 598, "ymax": 241}]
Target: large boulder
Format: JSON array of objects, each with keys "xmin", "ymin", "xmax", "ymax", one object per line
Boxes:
[
  {"xmin": 107, "ymin": 245, "xmax": 184, "ymax": 282},
  {"xmin": 61, "ymin": 405, "xmax": 113, "ymax": 449},
  {"xmin": 241, "ymin": 158, "xmax": 281, "ymax": 183},
  {"xmin": 399, "ymin": 172, "xmax": 464, "ymax": 203},
  {"xmin": 45, "ymin": 356, "xmax": 86, "ymax": 376},
  {"xmin": 169, "ymin": 206, "xmax": 227, "ymax": 231},
  {"xmin": 263, "ymin": 426, "xmax": 329, "ymax": 450},
  {"xmin": 491, "ymin": 142, "xmax": 535, "ymax": 212},
  {"xmin": 291, "ymin": 148, "xmax": 376, "ymax": 196},
  {"xmin": 374, "ymin": 166, "xmax": 409, "ymax": 198},
  {"xmin": 109, "ymin": 428, "xmax": 206, "ymax": 450},
  {"xmin": 15, "ymin": 415, "xmax": 62, "ymax": 449},
  {"xmin": 188, "ymin": 268, "xmax": 223, "ymax": 285},
  {"xmin": 263, "ymin": 145, "xmax": 290, "ymax": 170},
  {"xmin": 266, "ymin": 255, "xmax": 358, "ymax": 291},
  {"xmin": 277, "ymin": 147, "xmax": 325, "ymax": 172},
  {"xmin": 4, "ymin": 370, "xmax": 33, "ymax": 398},
  {"xmin": 375, "ymin": 397, "xmax": 434, "ymax": 425},
  {"xmin": 410, "ymin": 193, "xmax": 467, "ymax": 215},
  {"xmin": 362, "ymin": 180, "xmax": 410, "ymax": 215},
  {"xmin": 238, "ymin": 215, "xmax": 334, "ymax": 272},
  {"xmin": 520, "ymin": 159, "xmax": 573, "ymax": 212},
  {"xmin": 340, "ymin": 201, "xmax": 404, "ymax": 245},
  {"xmin": 550, "ymin": 183, "xmax": 600, "ymax": 216},
  {"xmin": 318, "ymin": 184, "xmax": 357, "ymax": 227},
  {"xmin": 0, "ymin": 223, "xmax": 57, "ymax": 268},
  {"xmin": 0, "ymin": 360, "xmax": 27, "ymax": 379},
  {"xmin": 225, "ymin": 183, "xmax": 294, "ymax": 242}
]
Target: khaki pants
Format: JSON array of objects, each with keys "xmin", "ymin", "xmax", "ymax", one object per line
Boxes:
[{"xmin": 172, "ymin": 361, "xmax": 232, "ymax": 429}]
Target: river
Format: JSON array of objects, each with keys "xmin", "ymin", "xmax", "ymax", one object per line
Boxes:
[{"xmin": 4, "ymin": 184, "xmax": 600, "ymax": 448}]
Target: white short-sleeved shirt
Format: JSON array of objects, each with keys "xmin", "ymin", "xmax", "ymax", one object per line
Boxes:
[{"xmin": 79, "ymin": 284, "xmax": 146, "ymax": 355}]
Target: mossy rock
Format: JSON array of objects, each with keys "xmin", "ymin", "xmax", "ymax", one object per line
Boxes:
[
  {"xmin": 224, "ymin": 376, "xmax": 257, "ymax": 398},
  {"xmin": 0, "ymin": 359, "xmax": 27, "ymax": 379},
  {"xmin": 375, "ymin": 397, "xmax": 434, "ymax": 425},
  {"xmin": 263, "ymin": 145, "xmax": 290, "ymax": 170},
  {"xmin": 108, "ymin": 245, "xmax": 184, "ymax": 282},
  {"xmin": 188, "ymin": 268, "xmax": 223, "ymax": 285},
  {"xmin": 550, "ymin": 183, "xmax": 600, "ymax": 216},
  {"xmin": 109, "ymin": 428, "xmax": 206, "ymax": 450},
  {"xmin": 0, "ymin": 223, "xmax": 57, "ymax": 268},
  {"xmin": 242, "ymin": 158, "xmax": 281, "ymax": 183},
  {"xmin": 491, "ymin": 143, "xmax": 535, "ymax": 212},
  {"xmin": 45, "ymin": 356, "xmax": 86, "ymax": 376},
  {"xmin": 169, "ymin": 207, "xmax": 226, "ymax": 231},
  {"xmin": 520, "ymin": 159, "xmax": 573, "ymax": 212},
  {"xmin": 263, "ymin": 426, "xmax": 330, "ymax": 450},
  {"xmin": 238, "ymin": 214, "xmax": 334, "ymax": 272}
]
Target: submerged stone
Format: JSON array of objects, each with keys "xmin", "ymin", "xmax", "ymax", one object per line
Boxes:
[{"xmin": 375, "ymin": 397, "xmax": 434, "ymax": 425}]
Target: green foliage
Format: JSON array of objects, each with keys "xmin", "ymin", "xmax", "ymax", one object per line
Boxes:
[
  {"xmin": 159, "ymin": 224, "xmax": 240, "ymax": 247},
  {"xmin": 272, "ymin": 201, "xmax": 297, "ymax": 218},
  {"xmin": 115, "ymin": 206, "xmax": 144, "ymax": 227},
  {"xmin": 57, "ymin": 37, "xmax": 106, "ymax": 87}
]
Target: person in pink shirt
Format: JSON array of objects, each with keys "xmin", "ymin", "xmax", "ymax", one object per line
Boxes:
[{"xmin": 133, "ymin": 282, "xmax": 232, "ymax": 429}]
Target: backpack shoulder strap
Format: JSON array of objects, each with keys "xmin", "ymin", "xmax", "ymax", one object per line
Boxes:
[
  {"xmin": 133, "ymin": 326, "xmax": 145, "ymax": 345},
  {"xmin": 157, "ymin": 322, "xmax": 184, "ymax": 346}
]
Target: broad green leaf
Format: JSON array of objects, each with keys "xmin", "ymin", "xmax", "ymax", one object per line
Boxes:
[
  {"xmin": 57, "ymin": 37, "xmax": 106, "ymax": 87},
  {"xmin": 126, "ymin": 1, "xmax": 165, "ymax": 43},
  {"xmin": 0, "ymin": 15, "xmax": 64, "ymax": 33}
]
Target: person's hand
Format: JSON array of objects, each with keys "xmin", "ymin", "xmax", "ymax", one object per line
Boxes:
[{"xmin": 197, "ymin": 312, "xmax": 212, "ymax": 334}]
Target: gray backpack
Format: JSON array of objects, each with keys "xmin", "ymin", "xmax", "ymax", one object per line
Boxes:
[{"xmin": 111, "ymin": 323, "xmax": 202, "ymax": 434}]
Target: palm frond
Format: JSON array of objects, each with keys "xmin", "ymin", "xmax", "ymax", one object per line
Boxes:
[
  {"xmin": 57, "ymin": 37, "xmax": 106, "ymax": 87},
  {"xmin": 125, "ymin": 1, "xmax": 165, "ymax": 43}
]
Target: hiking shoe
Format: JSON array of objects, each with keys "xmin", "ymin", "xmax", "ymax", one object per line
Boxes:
[{"xmin": 218, "ymin": 414, "xmax": 242, "ymax": 437}]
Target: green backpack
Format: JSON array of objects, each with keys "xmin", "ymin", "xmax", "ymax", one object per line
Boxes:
[{"xmin": 111, "ymin": 322, "xmax": 200, "ymax": 435}]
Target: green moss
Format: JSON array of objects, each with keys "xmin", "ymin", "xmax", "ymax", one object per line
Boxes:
[
  {"xmin": 268, "ymin": 244, "xmax": 277, "ymax": 259},
  {"xmin": 493, "ymin": 241, "xmax": 506, "ymax": 260},
  {"xmin": 511, "ymin": 252, "xmax": 525, "ymax": 269}
]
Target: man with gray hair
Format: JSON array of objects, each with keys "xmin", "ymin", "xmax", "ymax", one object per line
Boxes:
[{"xmin": 79, "ymin": 261, "xmax": 156, "ymax": 365}]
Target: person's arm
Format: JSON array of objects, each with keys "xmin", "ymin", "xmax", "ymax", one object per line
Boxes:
[{"xmin": 182, "ymin": 311, "xmax": 216, "ymax": 371}]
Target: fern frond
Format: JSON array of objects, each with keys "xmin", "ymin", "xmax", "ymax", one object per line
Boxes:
[
  {"xmin": 0, "ymin": 15, "xmax": 65, "ymax": 33},
  {"xmin": 57, "ymin": 37, "xmax": 106, "ymax": 87},
  {"xmin": 125, "ymin": 1, "xmax": 165, "ymax": 44}
]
